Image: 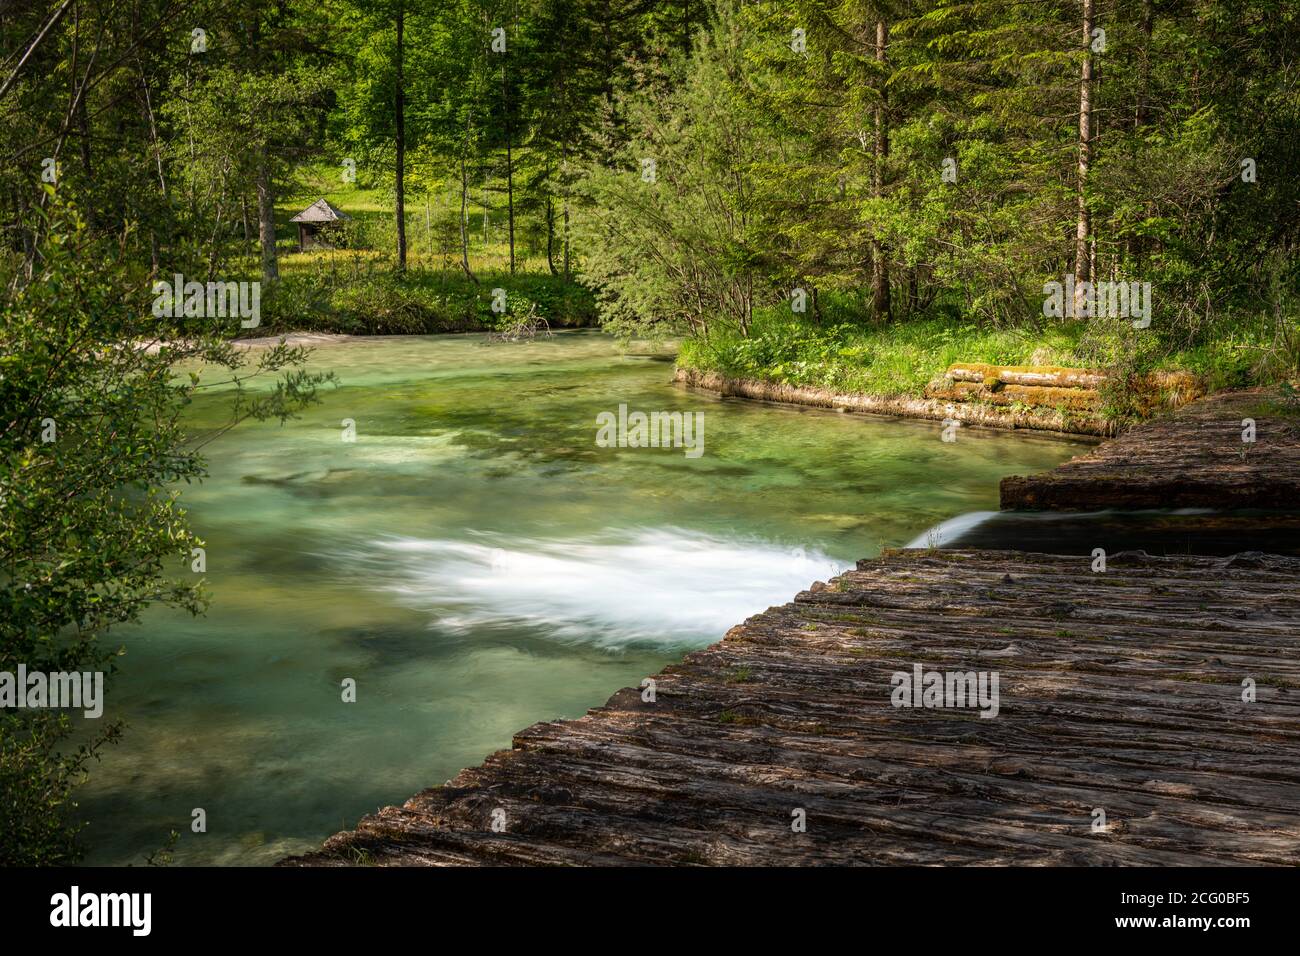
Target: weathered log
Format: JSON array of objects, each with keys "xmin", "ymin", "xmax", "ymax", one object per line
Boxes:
[
  {"xmin": 1002, "ymin": 387, "xmax": 1300, "ymax": 510},
  {"xmin": 945, "ymin": 365, "xmax": 1204, "ymax": 413},
  {"xmin": 925, "ymin": 380, "xmax": 1102, "ymax": 412},
  {"xmin": 948, "ymin": 363, "xmax": 1107, "ymax": 390}
]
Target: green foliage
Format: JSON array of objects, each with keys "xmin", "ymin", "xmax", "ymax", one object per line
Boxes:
[
  {"xmin": 680, "ymin": 295, "xmax": 1281, "ymax": 403},
  {"xmin": 605, "ymin": 0, "xmax": 1299, "ymax": 404},
  {"xmin": 163, "ymin": 62, "xmax": 334, "ymax": 232},
  {"xmin": 255, "ymin": 263, "xmax": 596, "ymax": 334},
  {"xmin": 0, "ymin": 709, "xmax": 123, "ymax": 866},
  {"xmin": 576, "ymin": 5, "xmax": 782, "ymax": 340},
  {"xmin": 681, "ymin": 305, "xmax": 1074, "ymax": 396}
]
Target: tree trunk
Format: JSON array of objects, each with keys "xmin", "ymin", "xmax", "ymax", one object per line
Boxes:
[
  {"xmin": 1130, "ymin": 0, "xmax": 1153, "ymax": 271},
  {"xmin": 1135, "ymin": 0, "xmax": 1152, "ymax": 128},
  {"xmin": 871, "ymin": 20, "xmax": 891, "ymax": 322},
  {"xmin": 76, "ymin": 96, "xmax": 92, "ymax": 178},
  {"xmin": 394, "ymin": 3, "xmax": 407, "ymax": 270},
  {"xmin": 546, "ymin": 193, "xmax": 558, "ymax": 276},
  {"xmin": 459, "ymin": 152, "xmax": 476, "ymax": 283},
  {"xmin": 502, "ymin": 61, "xmax": 516, "ymax": 274},
  {"xmin": 563, "ymin": 150, "xmax": 571, "ymax": 278},
  {"xmin": 139, "ymin": 70, "xmax": 167, "ymax": 195},
  {"xmin": 1074, "ymin": 0, "xmax": 1094, "ymax": 312},
  {"xmin": 256, "ymin": 145, "xmax": 279, "ymax": 283}
]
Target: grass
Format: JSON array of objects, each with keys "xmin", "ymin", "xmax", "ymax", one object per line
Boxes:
[
  {"xmin": 211, "ymin": 161, "xmax": 598, "ymax": 335},
  {"xmin": 277, "ymin": 161, "xmax": 558, "ymax": 275},
  {"xmin": 252, "ymin": 260, "xmax": 597, "ymax": 336},
  {"xmin": 203, "ymin": 183, "xmax": 600, "ymax": 335},
  {"xmin": 1246, "ymin": 383, "xmax": 1300, "ymax": 421},
  {"xmin": 677, "ymin": 297, "xmax": 1297, "ymax": 418},
  {"xmin": 679, "ymin": 309, "xmax": 1085, "ymax": 396}
]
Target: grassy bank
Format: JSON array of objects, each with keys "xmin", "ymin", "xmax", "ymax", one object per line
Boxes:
[{"xmin": 678, "ymin": 303, "xmax": 1297, "ymax": 423}]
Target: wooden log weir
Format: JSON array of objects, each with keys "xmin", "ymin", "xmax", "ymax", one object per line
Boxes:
[
  {"xmin": 927, "ymin": 363, "xmax": 1202, "ymax": 421},
  {"xmin": 286, "ymin": 548, "xmax": 1300, "ymax": 867},
  {"xmin": 925, "ymin": 380, "xmax": 1102, "ymax": 414},
  {"xmin": 1002, "ymin": 387, "xmax": 1300, "ymax": 510},
  {"xmin": 948, "ymin": 362, "xmax": 1107, "ymax": 390}
]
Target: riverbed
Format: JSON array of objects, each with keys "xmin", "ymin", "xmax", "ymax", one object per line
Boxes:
[{"xmin": 78, "ymin": 330, "xmax": 1087, "ymax": 865}]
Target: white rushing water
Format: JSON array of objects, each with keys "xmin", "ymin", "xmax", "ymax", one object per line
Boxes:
[
  {"xmin": 903, "ymin": 510, "xmax": 999, "ymax": 549},
  {"xmin": 355, "ymin": 529, "xmax": 847, "ymax": 649}
]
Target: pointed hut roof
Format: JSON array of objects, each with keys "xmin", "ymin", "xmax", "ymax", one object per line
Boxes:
[{"xmin": 290, "ymin": 198, "xmax": 351, "ymax": 223}]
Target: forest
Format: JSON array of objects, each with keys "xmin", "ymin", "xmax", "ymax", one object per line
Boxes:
[{"xmin": 2, "ymin": 0, "xmax": 1298, "ymax": 866}]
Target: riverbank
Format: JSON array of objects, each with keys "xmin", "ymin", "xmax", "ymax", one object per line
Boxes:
[
  {"xmin": 676, "ymin": 311, "xmax": 1294, "ymax": 433},
  {"xmin": 674, "ymin": 367, "xmax": 1115, "ymax": 438},
  {"xmin": 230, "ymin": 329, "xmax": 1112, "ymax": 438}
]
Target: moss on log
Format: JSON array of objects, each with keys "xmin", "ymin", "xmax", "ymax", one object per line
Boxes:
[
  {"xmin": 949, "ymin": 363, "xmax": 1107, "ymax": 390},
  {"xmin": 925, "ymin": 380, "xmax": 1103, "ymax": 412}
]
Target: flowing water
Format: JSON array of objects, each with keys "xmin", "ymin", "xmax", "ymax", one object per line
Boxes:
[{"xmin": 78, "ymin": 330, "xmax": 1087, "ymax": 865}]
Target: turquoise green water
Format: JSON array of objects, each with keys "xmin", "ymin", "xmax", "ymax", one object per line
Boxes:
[{"xmin": 78, "ymin": 330, "xmax": 1086, "ymax": 865}]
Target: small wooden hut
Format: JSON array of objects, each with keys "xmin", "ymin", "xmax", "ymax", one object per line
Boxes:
[{"xmin": 289, "ymin": 198, "xmax": 351, "ymax": 250}]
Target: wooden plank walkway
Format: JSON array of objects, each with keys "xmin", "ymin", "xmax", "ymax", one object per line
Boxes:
[
  {"xmin": 286, "ymin": 548, "xmax": 1300, "ymax": 866},
  {"xmin": 1001, "ymin": 387, "xmax": 1300, "ymax": 510}
]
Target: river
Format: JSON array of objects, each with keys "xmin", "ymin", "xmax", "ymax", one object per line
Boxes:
[{"xmin": 78, "ymin": 330, "xmax": 1087, "ymax": 864}]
